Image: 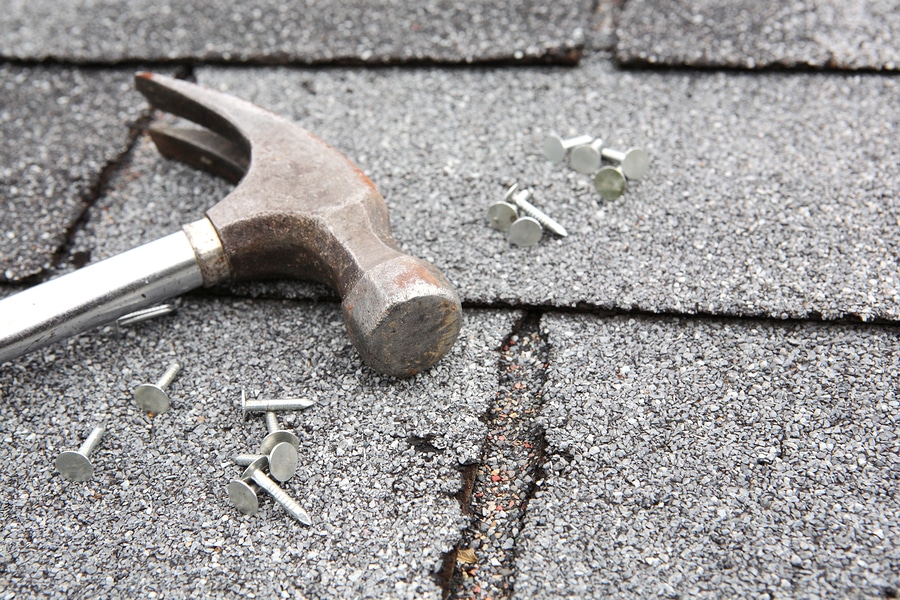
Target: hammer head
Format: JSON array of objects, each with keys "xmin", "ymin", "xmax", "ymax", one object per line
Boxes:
[{"xmin": 135, "ymin": 73, "xmax": 462, "ymax": 378}]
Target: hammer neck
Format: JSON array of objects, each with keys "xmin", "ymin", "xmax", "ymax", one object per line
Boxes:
[{"xmin": 183, "ymin": 218, "xmax": 232, "ymax": 287}]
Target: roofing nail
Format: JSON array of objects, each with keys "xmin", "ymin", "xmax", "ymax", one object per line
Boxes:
[
  {"xmin": 542, "ymin": 134, "xmax": 594, "ymax": 163},
  {"xmin": 227, "ymin": 478, "xmax": 262, "ymax": 516},
  {"xmin": 230, "ymin": 456, "xmax": 312, "ymax": 524},
  {"xmin": 256, "ymin": 411, "xmax": 302, "ymax": 483},
  {"xmin": 240, "ymin": 388, "xmax": 316, "ymax": 419},
  {"xmin": 505, "ymin": 184, "xmax": 568, "ymax": 238},
  {"xmin": 133, "ymin": 360, "xmax": 183, "ymax": 414},
  {"xmin": 486, "ymin": 200, "xmax": 519, "ymax": 232},
  {"xmin": 55, "ymin": 423, "xmax": 105, "ymax": 482},
  {"xmin": 594, "ymin": 166, "xmax": 628, "ymax": 201},
  {"xmin": 509, "ymin": 216, "xmax": 543, "ymax": 247},
  {"xmin": 601, "ymin": 147, "xmax": 650, "ymax": 180}
]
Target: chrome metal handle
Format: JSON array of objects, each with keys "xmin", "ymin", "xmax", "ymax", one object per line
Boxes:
[{"xmin": 0, "ymin": 231, "xmax": 203, "ymax": 364}]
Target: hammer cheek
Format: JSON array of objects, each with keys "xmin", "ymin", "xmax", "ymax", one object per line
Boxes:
[
  {"xmin": 342, "ymin": 257, "xmax": 463, "ymax": 379},
  {"xmin": 131, "ymin": 74, "xmax": 464, "ymax": 378}
]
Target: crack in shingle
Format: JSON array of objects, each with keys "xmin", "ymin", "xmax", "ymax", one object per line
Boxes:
[{"xmin": 441, "ymin": 311, "xmax": 550, "ymax": 600}]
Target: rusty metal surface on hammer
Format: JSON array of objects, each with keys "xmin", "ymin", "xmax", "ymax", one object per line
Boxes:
[{"xmin": 0, "ymin": 73, "xmax": 462, "ymax": 378}]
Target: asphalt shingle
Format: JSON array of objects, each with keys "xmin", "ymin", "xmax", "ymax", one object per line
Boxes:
[
  {"xmin": 0, "ymin": 66, "xmax": 147, "ymax": 282},
  {"xmin": 616, "ymin": 0, "xmax": 900, "ymax": 71},
  {"xmin": 1, "ymin": 3, "xmax": 899, "ymax": 597},
  {"xmin": 0, "ymin": 299, "xmax": 518, "ymax": 598},
  {"xmin": 68, "ymin": 62, "xmax": 900, "ymax": 321},
  {"xmin": 514, "ymin": 312, "xmax": 900, "ymax": 598},
  {"xmin": 1, "ymin": 0, "xmax": 589, "ymax": 65}
]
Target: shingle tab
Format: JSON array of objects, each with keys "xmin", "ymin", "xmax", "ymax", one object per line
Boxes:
[
  {"xmin": 616, "ymin": 0, "xmax": 900, "ymax": 71},
  {"xmin": 68, "ymin": 63, "xmax": 900, "ymax": 321},
  {"xmin": 0, "ymin": 66, "xmax": 147, "ymax": 282},
  {"xmin": 515, "ymin": 312, "xmax": 900, "ymax": 597},
  {"xmin": 0, "ymin": 300, "xmax": 517, "ymax": 598},
  {"xmin": 1, "ymin": 0, "xmax": 589, "ymax": 64}
]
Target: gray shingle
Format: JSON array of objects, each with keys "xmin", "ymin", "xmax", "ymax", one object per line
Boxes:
[
  {"xmin": 0, "ymin": 66, "xmax": 148, "ymax": 282},
  {"xmin": 616, "ymin": 0, "xmax": 900, "ymax": 71},
  {"xmin": 0, "ymin": 300, "xmax": 518, "ymax": 598},
  {"xmin": 69, "ymin": 62, "xmax": 900, "ymax": 321},
  {"xmin": 1, "ymin": 0, "xmax": 589, "ymax": 64},
  {"xmin": 514, "ymin": 312, "xmax": 900, "ymax": 598}
]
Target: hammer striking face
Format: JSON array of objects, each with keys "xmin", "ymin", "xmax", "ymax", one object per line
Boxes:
[{"xmin": 0, "ymin": 73, "xmax": 462, "ymax": 378}]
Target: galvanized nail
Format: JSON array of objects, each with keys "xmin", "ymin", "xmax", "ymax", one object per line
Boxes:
[
  {"xmin": 240, "ymin": 389, "xmax": 316, "ymax": 419},
  {"xmin": 486, "ymin": 201, "xmax": 519, "ymax": 232},
  {"xmin": 227, "ymin": 478, "xmax": 262, "ymax": 515},
  {"xmin": 570, "ymin": 138, "xmax": 605, "ymax": 174},
  {"xmin": 542, "ymin": 134, "xmax": 594, "ymax": 163},
  {"xmin": 594, "ymin": 165, "xmax": 628, "ymax": 200},
  {"xmin": 133, "ymin": 360, "xmax": 184, "ymax": 414},
  {"xmin": 505, "ymin": 184, "xmax": 568, "ymax": 238},
  {"xmin": 230, "ymin": 457, "xmax": 312, "ymax": 524},
  {"xmin": 508, "ymin": 216, "xmax": 543, "ymax": 247},
  {"xmin": 601, "ymin": 147, "xmax": 650, "ymax": 180},
  {"xmin": 258, "ymin": 412, "xmax": 300, "ymax": 483},
  {"xmin": 233, "ymin": 439, "xmax": 298, "ymax": 483},
  {"xmin": 55, "ymin": 423, "xmax": 105, "ymax": 482}
]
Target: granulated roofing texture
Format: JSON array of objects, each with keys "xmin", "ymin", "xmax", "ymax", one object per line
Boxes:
[
  {"xmin": 68, "ymin": 63, "xmax": 900, "ymax": 322},
  {"xmin": 615, "ymin": 0, "xmax": 900, "ymax": 70},
  {"xmin": 515, "ymin": 313, "xmax": 900, "ymax": 597},
  {"xmin": 0, "ymin": 66, "xmax": 147, "ymax": 282},
  {"xmin": 1, "ymin": 0, "xmax": 589, "ymax": 65},
  {"xmin": 0, "ymin": 298, "xmax": 518, "ymax": 598},
  {"xmin": 1, "ymin": 1, "xmax": 899, "ymax": 597}
]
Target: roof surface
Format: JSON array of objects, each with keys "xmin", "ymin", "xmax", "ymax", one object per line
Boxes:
[{"xmin": 1, "ymin": 2, "xmax": 898, "ymax": 598}]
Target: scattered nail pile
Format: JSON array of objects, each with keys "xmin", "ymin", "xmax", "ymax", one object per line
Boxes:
[
  {"xmin": 53, "ymin": 337, "xmax": 316, "ymax": 525},
  {"xmin": 544, "ymin": 133, "xmax": 650, "ymax": 200},
  {"xmin": 486, "ymin": 134, "xmax": 650, "ymax": 248},
  {"xmin": 55, "ymin": 358, "xmax": 185, "ymax": 482},
  {"xmin": 487, "ymin": 183, "xmax": 568, "ymax": 248},
  {"xmin": 226, "ymin": 390, "xmax": 316, "ymax": 525}
]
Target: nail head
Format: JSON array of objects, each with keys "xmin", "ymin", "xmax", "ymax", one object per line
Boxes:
[
  {"xmin": 241, "ymin": 456, "xmax": 269, "ymax": 479},
  {"xmin": 133, "ymin": 383, "xmax": 171, "ymax": 414},
  {"xmin": 508, "ymin": 216, "xmax": 543, "ymax": 247},
  {"xmin": 487, "ymin": 201, "xmax": 519, "ymax": 232},
  {"xmin": 55, "ymin": 450, "xmax": 94, "ymax": 482},
  {"xmin": 260, "ymin": 430, "xmax": 300, "ymax": 455},
  {"xmin": 620, "ymin": 148, "xmax": 650, "ymax": 180},
  {"xmin": 227, "ymin": 479, "xmax": 260, "ymax": 515},
  {"xmin": 267, "ymin": 441, "xmax": 300, "ymax": 482},
  {"xmin": 542, "ymin": 135, "xmax": 568, "ymax": 163},
  {"xmin": 594, "ymin": 166, "xmax": 627, "ymax": 200},
  {"xmin": 570, "ymin": 144, "xmax": 601, "ymax": 174}
]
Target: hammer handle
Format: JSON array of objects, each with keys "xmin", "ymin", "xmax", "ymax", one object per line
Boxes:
[{"xmin": 0, "ymin": 232, "xmax": 202, "ymax": 364}]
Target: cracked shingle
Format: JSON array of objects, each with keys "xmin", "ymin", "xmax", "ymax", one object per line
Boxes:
[
  {"xmin": 0, "ymin": 300, "xmax": 519, "ymax": 598},
  {"xmin": 0, "ymin": 66, "xmax": 148, "ymax": 282},
  {"xmin": 514, "ymin": 312, "xmax": 900, "ymax": 597}
]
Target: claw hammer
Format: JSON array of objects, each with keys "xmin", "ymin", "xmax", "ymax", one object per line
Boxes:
[{"xmin": 0, "ymin": 73, "xmax": 462, "ymax": 378}]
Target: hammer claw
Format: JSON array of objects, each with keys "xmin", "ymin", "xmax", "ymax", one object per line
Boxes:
[
  {"xmin": 135, "ymin": 72, "xmax": 250, "ymax": 154},
  {"xmin": 148, "ymin": 125, "xmax": 248, "ymax": 185}
]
